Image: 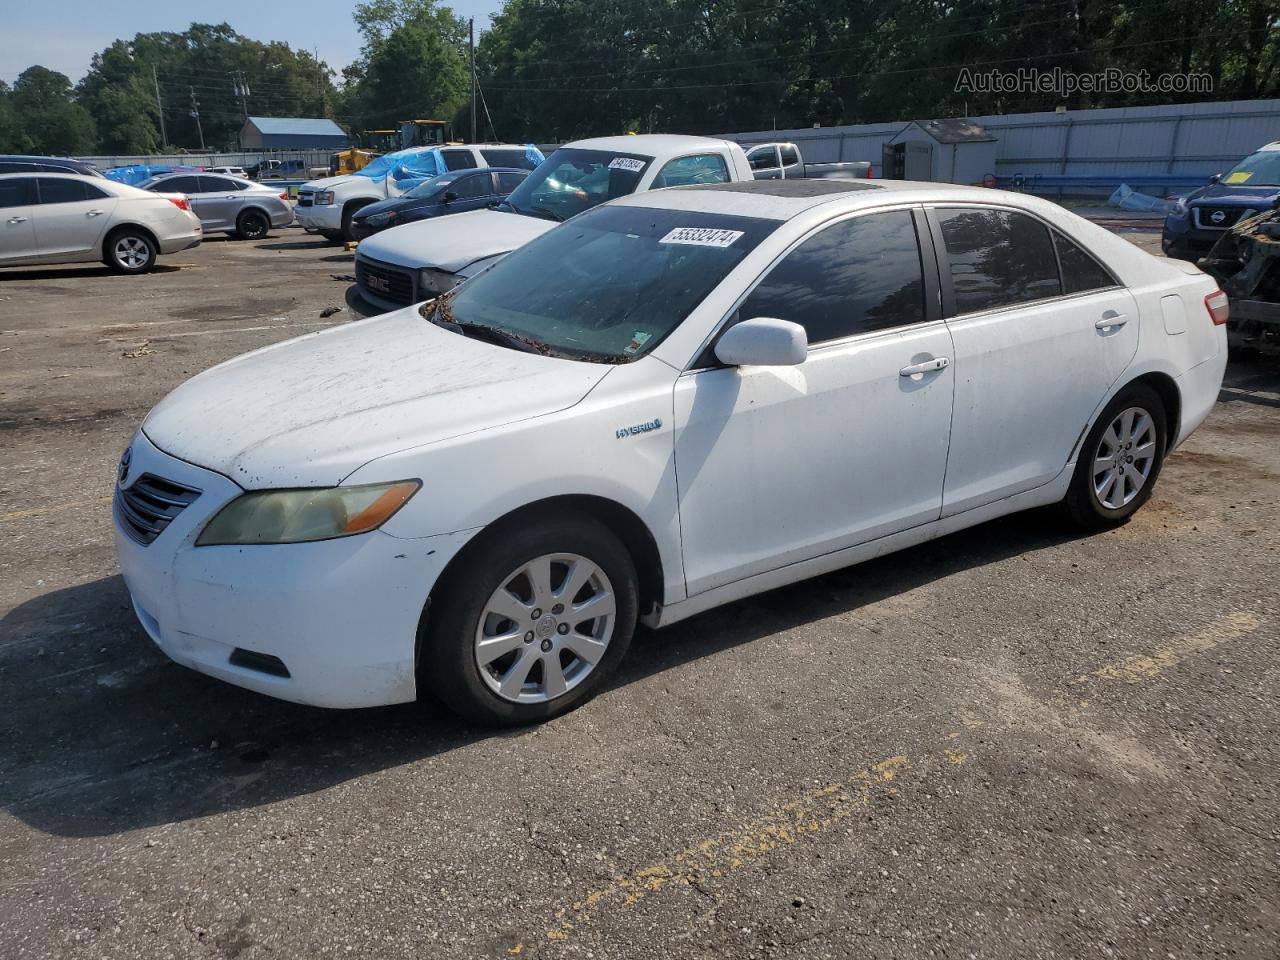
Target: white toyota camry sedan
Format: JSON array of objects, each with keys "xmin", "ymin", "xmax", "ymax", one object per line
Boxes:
[{"xmin": 114, "ymin": 179, "xmax": 1228, "ymax": 724}]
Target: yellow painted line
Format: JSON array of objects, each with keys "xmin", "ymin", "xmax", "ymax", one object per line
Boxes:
[
  {"xmin": 0, "ymin": 495, "xmax": 113, "ymax": 523},
  {"xmin": 1073, "ymin": 611, "xmax": 1262, "ymax": 685},
  {"xmin": 541, "ymin": 755, "xmax": 909, "ymax": 943}
]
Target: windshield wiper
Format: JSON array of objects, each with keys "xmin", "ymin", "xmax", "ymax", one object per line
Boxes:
[
  {"xmin": 530, "ymin": 205, "xmax": 565, "ymax": 222},
  {"xmin": 425, "ymin": 300, "xmax": 554, "ymax": 356}
]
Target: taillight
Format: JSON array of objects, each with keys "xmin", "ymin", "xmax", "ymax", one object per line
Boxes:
[
  {"xmin": 279, "ymin": 192, "xmax": 289, "ymax": 201},
  {"xmin": 1204, "ymin": 289, "xmax": 1230, "ymax": 326},
  {"xmin": 167, "ymin": 197, "xmax": 190, "ymax": 212}
]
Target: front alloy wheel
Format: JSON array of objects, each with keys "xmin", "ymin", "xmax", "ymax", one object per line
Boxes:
[{"xmin": 475, "ymin": 553, "xmax": 615, "ymax": 703}]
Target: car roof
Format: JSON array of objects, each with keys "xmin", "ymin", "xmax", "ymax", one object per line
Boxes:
[
  {"xmin": 562, "ymin": 134, "xmax": 740, "ymax": 158},
  {"xmin": 615, "ymin": 178, "xmax": 1053, "ymax": 221}
]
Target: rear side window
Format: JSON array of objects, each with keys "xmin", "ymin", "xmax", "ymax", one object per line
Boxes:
[
  {"xmin": 655, "ymin": 154, "xmax": 730, "ymax": 188},
  {"xmin": 442, "ymin": 150, "xmax": 478, "ymax": 171},
  {"xmin": 496, "ymin": 171, "xmax": 527, "ymax": 192},
  {"xmin": 1054, "ymin": 230, "xmax": 1117, "ymax": 294},
  {"xmin": 747, "ymin": 146, "xmax": 778, "ymax": 171},
  {"xmin": 936, "ymin": 207, "xmax": 1062, "ymax": 314},
  {"xmin": 35, "ymin": 178, "xmax": 99, "ymax": 204},
  {"xmin": 738, "ymin": 210, "xmax": 926, "ymax": 345},
  {"xmin": 450, "ymin": 174, "xmax": 489, "ymax": 199},
  {"xmin": 780, "ymin": 145, "xmax": 800, "ymax": 167},
  {"xmin": 0, "ymin": 178, "xmax": 36, "ymax": 207},
  {"xmin": 480, "ymin": 148, "xmax": 536, "ymax": 169}
]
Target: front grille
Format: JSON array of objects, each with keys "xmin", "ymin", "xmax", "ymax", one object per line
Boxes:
[
  {"xmin": 114, "ymin": 474, "xmax": 201, "ymax": 545},
  {"xmin": 297, "ymin": 193, "xmax": 313, "ymax": 207},
  {"xmin": 1193, "ymin": 205, "xmax": 1246, "ymax": 230},
  {"xmin": 356, "ymin": 256, "xmax": 416, "ymax": 306}
]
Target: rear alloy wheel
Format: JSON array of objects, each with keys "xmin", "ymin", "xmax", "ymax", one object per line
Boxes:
[
  {"xmin": 420, "ymin": 513, "xmax": 637, "ymax": 726},
  {"xmin": 1063, "ymin": 382, "xmax": 1167, "ymax": 529},
  {"xmin": 236, "ymin": 210, "xmax": 270, "ymax": 241},
  {"xmin": 105, "ymin": 230, "xmax": 157, "ymax": 274}
]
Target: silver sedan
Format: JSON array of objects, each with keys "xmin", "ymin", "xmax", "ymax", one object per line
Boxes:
[{"xmin": 140, "ymin": 173, "xmax": 294, "ymax": 240}]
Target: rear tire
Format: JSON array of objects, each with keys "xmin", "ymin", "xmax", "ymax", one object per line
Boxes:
[
  {"xmin": 1062, "ymin": 382, "xmax": 1168, "ymax": 530},
  {"xmin": 235, "ymin": 209, "xmax": 270, "ymax": 241},
  {"xmin": 104, "ymin": 229, "xmax": 157, "ymax": 274},
  {"xmin": 419, "ymin": 511, "xmax": 638, "ymax": 726}
]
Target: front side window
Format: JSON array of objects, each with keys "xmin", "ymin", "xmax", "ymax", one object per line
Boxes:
[
  {"xmin": 439, "ymin": 205, "xmax": 778, "ymax": 362},
  {"xmin": 35, "ymin": 178, "xmax": 92, "ymax": 204},
  {"xmin": 0, "ymin": 178, "xmax": 36, "ymax": 208},
  {"xmin": 937, "ymin": 207, "xmax": 1061, "ymax": 314},
  {"xmin": 747, "ymin": 146, "xmax": 778, "ymax": 171},
  {"xmin": 737, "ymin": 210, "xmax": 926, "ymax": 345},
  {"xmin": 655, "ymin": 154, "xmax": 730, "ymax": 188},
  {"xmin": 1054, "ymin": 230, "xmax": 1117, "ymax": 294},
  {"xmin": 501, "ymin": 148, "xmax": 653, "ymax": 223},
  {"xmin": 442, "ymin": 150, "xmax": 478, "ymax": 171}
]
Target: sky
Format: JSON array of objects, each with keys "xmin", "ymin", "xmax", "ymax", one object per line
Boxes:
[{"xmin": 0, "ymin": 0, "xmax": 502, "ymax": 85}]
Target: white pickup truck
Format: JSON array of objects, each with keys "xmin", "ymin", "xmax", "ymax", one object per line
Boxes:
[
  {"xmin": 296, "ymin": 143, "xmax": 541, "ymax": 242},
  {"xmin": 744, "ymin": 142, "xmax": 873, "ymax": 180},
  {"xmin": 355, "ymin": 133, "xmax": 839, "ymax": 311}
]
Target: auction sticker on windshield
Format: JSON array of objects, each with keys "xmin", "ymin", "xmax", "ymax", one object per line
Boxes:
[
  {"xmin": 608, "ymin": 157, "xmax": 646, "ymax": 172},
  {"xmin": 659, "ymin": 227, "xmax": 745, "ymax": 247}
]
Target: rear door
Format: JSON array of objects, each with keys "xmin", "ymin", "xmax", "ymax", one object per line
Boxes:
[
  {"xmin": 31, "ymin": 177, "xmax": 117, "ymax": 259},
  {"xmin": 929, "ymin": 205, "xmax": 1140, "ymax": 515},
  {"xmin": 0, "ymin": 177, "xmax": 37, "ymax": 263},
  {"xmin": 191, "ymin": 176, "xmax": 245, "ymax": 231}
]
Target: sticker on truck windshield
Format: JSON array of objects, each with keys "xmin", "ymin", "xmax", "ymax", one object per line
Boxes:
[
  {"xmin": 608, "ymin": 157, "xmax": 646, "ymax": 172},
  {"xmin": 659, "ymin": 227, "xmax": 745, "ymax": 248},
  {"xmin": 1224, "ymin": 171, "xmax": 1253, "ymax": 184}
]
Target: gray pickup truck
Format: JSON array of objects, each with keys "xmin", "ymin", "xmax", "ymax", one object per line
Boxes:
[{"xmin": 744, "ymin": 142, "xmax": 872, "ymax": 180}]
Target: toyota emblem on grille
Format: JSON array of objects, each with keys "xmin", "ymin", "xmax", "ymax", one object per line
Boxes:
[
  {"xmin": 117, "ymin": 446, "xmax": 133, "ymax": 486},
  {"xmin": 367, "ymin": 276, "xmax": 391, "ymax": 292},
  {"xmin": 1210, "ymin": 209, "xmax": 1227, "ymax": 224}
]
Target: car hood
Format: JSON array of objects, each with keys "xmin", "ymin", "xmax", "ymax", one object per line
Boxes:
[
  {"xmin": 356, "ymin": 208, "xmax": 555, "ymax": 272},
  {"xmin": 1188, "ymin": 183, "xmax": 1280, "ymax": 205},
  {"xmin": 356, "ymin": 195, "xmax": 435, "ymax": 220},
  {"xmin": 142, "ymin": 306, "xmax": 610, "ymax": 488},
  {"xmin": 301, "ymin": 175, "xmax": 358, "ymax": 192}
]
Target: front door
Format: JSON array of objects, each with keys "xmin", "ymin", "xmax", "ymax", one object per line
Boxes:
[
  {"xmin": 673, "ymin": 208, "xmax": 955, "ymax": 595},
  {"xmin": 930, "ymin": 205, "xmax": 1141, "ymax": 515},
  {"xmin": 0, "ymin": 177, "xmax": 37, "ymax": 263},
  {"xmin": 31, "ymin": 177, "xmax": 117, "ymax": 259}
]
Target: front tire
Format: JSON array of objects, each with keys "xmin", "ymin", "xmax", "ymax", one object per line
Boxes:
[
  {"xmin": 419, "ymin": 512, "xmax": 638, "ymax": 726},
  {"xmin": 1063, "ymin": 382, "xmax": 1168, "ymax": 530},
  {"xmin": 341, "ymin": 202, "xmax": 371, "ymax": 243},
  {"xmin": 104, "ymin": 229, "xmax": 157, "ymax": 274}
]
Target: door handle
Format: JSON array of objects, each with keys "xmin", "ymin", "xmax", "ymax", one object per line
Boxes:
[
  {"xmin": 7, "ymin": 216, "xmax": 27, "ymax": 223},
  {"xmin": 1095, "ymin": 311, "xmax": 1128, "ymax": 331},
  {"xmin": 900, "ymin": 357, "xmax": 950, "ymax": 377},
  {"xmin": 86, "ymin": 209, "xmax": 106, "ymax": 217}
]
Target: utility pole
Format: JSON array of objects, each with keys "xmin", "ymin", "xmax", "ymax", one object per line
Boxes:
[
  {"xmin": 469, "ymin": 17, "xmax": 477, "ymax": 144},
  {"xmin": 233, "ymin": 71, "xmax": 250, "ymax": 120},
  {"xmin": 152, "ymin": 65, "xmax": 168, "ymax": 148},
  {"xmin": 189, "ymin": 86, "xmax": 206, "ymax": 150}
]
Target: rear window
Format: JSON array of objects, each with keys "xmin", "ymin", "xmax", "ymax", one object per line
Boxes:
[{"xmin": 441, "ymin": 205, "xmax": 778, "ymax": 362}]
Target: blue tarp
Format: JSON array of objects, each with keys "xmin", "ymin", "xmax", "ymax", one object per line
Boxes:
[
  {"xmin": 103, "ymin": 165, "xmax": 201, "ymax": 186},
  {"xmin": 355, "ymin": 144, "xmax": 546, "ymax": 193}
]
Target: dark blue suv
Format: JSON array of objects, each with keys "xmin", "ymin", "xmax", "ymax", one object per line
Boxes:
[{"xmin": 1163, "ymin": 143, "xmax": 1280, "ymax": 261}]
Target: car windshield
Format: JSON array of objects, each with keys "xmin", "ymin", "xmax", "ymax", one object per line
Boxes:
[
  {"xmin": 429, "ymin": 204, "xmax": 778, "ymax": 363},
  {"xmin": 404, "ymin": 174, "xmax": 453, "ymax": 200},
  {"xmin": 1221, "ymin": 148, "xmax": 1280, "ymax": 186},
  {"xmin": 500, "ymin": 148, "xmax": 653, "ymax": 222}
]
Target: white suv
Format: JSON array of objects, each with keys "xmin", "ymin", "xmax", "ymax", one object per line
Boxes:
[{"xmin": 296, "ymin": 143, "xmax": 541, "ymax": 242}]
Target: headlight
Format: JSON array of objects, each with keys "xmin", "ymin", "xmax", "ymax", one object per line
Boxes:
[
  {"xmin": 366, "ymin": 211, "xmax": 395, "ymax": 225},
  {"xmin": 196, "ymin": 480, "xmax": 420, "ymax": 546},
  {"xmin": 314, "ymin": 190, "xmax": 335, "ymax": 205},
  {"xmin": 419, "ymin": 268, "xmax": 459, "ymax": 295}
]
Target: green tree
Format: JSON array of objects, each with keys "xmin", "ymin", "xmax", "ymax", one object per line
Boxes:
[
  {"xmin": 11, "ymin": 66, "xmax": 96, "ymax": 154},
  {"xmin": 0, "ymin": 82, "xmax": 26, "ymax": 152}
]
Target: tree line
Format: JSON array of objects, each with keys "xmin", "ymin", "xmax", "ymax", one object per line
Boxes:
[{"xmin": 1, "ymin": 0, "xmax": 1276, "ymax": 156}]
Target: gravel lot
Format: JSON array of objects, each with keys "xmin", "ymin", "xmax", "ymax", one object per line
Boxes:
[{"xmin": 1, "ymin": 223, "xmax": 1277, "ymax": 960}]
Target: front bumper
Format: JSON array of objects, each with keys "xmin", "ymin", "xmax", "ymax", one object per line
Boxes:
[
  {"xmin": 112, "ymin": 431, "xmax": 476, "ymax": 708},
  {"xmin": 295, "ymin": 202, "xmax": 342, "ymax": 232}
]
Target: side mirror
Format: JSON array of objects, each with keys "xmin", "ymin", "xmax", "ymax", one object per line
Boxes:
[
  {"xmin": 1208, "ymin": 173, "xmax": 1221, "ymax": 184},
  {"xmin": 715, "ymin": 317, "xmax": 807, "ymax": 367},
  {"xmin": 443, "ymin": 190, "xmax": 458, "ymax": 203}
]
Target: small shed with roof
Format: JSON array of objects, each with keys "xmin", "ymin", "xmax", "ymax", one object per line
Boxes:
[
  {"xmin": 240, "ymin": 117, "xmax": 349, "ymax": 150},
  {"xmin": 883, "ymin": 118, "xmax": 998, "ymax": 184}
]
